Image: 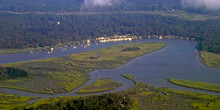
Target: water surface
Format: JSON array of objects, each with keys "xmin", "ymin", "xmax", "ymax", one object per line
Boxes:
[{"xmin": 0, "ymin": 39, "xmax": 220, "ymax": 99}]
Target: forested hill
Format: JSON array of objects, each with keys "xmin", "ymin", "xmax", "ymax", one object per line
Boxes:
[
  {"xmin": 0, "ymin": 0, "xmax": 220, "ymax": 53},
  {"xmin": 0, "ymin": 13, "xmax": 219, "ymax": 53},
  {"xmin": 1, "ymin": 0, "xmax": 219, "ymax": 15},
  {"xmin": 0, "ymin": 0, "xmax": 182, "ymax": 12}
]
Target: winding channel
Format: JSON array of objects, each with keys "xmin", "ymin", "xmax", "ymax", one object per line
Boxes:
[{"xmin": 0, "ymin": 39, "xmax": 220, "ymax": 102}]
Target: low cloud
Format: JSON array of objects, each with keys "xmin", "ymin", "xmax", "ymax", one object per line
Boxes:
[
  {"xmin": 83, "ymin": 0, "xmax": 120, "ymax": 7},
  {"xmin": 182, "ymin": 0, "xmax": 220, "ymax": 10}
]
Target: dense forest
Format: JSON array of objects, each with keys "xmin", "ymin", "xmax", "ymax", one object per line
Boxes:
[
  {"xmin": 0, "ymin": 13, "xmax": 220, "ymax": 53},
  {"xmin": 0, "ymin": 0, "xmax": 219, "ymax": 15},
  {"xmin": 0, "ymin": 67, "xmax": 28, "ymax": 80},
  {"xmin": 0, "ymin": 0, "xmax": 181, "ymax": 12},
  {"xmin": 26, "ymin": 94, "xmax": 131, "ymax": 110},
  {"xmin": 0, "ymin": 0, "xmax": 220, "ymax": 53}
]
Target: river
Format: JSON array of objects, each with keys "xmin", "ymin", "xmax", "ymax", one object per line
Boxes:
[{"xmin": 0, "ymin": 39, "xmax": 220, "ymax": 100}]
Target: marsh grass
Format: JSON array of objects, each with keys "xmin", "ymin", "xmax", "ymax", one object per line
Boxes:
[
  {"xmin": 0, "ymin": 93, "xmax": 37, "ymax": 110},
  {"xmin": 19, "ymin": 75, "xmax": 220, "ymax": 110},
  {"xmin": 123, "ymin": 81, "xmax": 220, "ymax": 110},
  {"xmin": 1, "ymin": 42, "xmax": 166, "ymax": 94},
  {"xmin": 77, "ymin": 78, "xmax": 122, "ymax": 94},
  {"xmin": 121, "ymin": 74, "xmax": 134, "ymax": 81},
  {"xmin": 0, "ymin": 49, "xmax": 29, "ymax": 55},
  {"xmin": 167, "ymin": 79, "xmax": 220, "ymax": 93},
  {"xmin": 200, "ymin": 51, "xmax": 220, "ymax": 68}
]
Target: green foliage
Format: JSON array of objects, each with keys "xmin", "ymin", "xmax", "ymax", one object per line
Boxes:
[
  {"xmin": 200, "ymin": 51, "xmax": 220, "ymax": 68},
  {"xmin": 1, "ymin": 0, "xmax": 218, "ymax": 15},
  {"xmin": 167, "ymin": 79, "xmax": 220, "ymax": 92},
  {"xmin": 26, "ymin": 82, "xmax": 220, "ymax": 110},
  {"xmin": 13, "ymin": 79, "xmax": 220, "ymax": 110},
  {"xmin": 121, "ymin": 47, "xmax": 140, "ymax": 52},
  {"xmin": 0, "ymin": 12, "xmax": 219, "ymax": 53},
  {"xmin": 0, "ymin": 93, "xmax": 34, "ymax": 110},
  {"xmin": 1, "ymin": 43, "xmax": 166, "ymax": 93},
  {"xmin": 89, "ymin": 56, "xmax": 100, "ymax": 60},
  {"xmin": 0, "ymin": 67, "xmax": 28, "ymax": 80},
  {"xmin": 121, "ymin": 74, "xmax": 134, "ymax": 81},
  {"xmin": 120, "ymin": 82, "xmax": 220, "ymax": 110},
  {"xmin": 0, "ymin": 0, "xmax": 182, "ymax": 12},
  {"xmin": 197, "ymin": 38, "xmax": 220, "ymax": 54},
  {"xmin": 0, "ymin": 48, "xmax": 29, "ymax": 55},
  {"xmin": 130, "ymin": 97, "xmax": 139, "ymax": 110},
  {"xmin": 27, "ymin": 94, "xmax": 131, "ymax": 110},
  {"xmin": 77, "ymin": 78, "xmax": 121, "ymax": 94}
]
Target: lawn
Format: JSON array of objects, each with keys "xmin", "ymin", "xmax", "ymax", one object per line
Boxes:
[
  {"xmin": 167, "ymin": 79, "xmax": 220, "ymax": 93},
  {"xmin": 0, "ymin": 42, "xmax": 166, "ymax": 94},
  {"xmin": 77, "ymin": 78, "xmax": 121, "ymax": 94},
  {"xmin": 200, "ymin": 51, "xmax": 220, "ymax": 68}
]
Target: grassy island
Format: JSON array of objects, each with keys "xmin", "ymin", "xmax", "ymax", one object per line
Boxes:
[
  {"xmin": 200, "ymin": 51, "xmax": 220, "ymax": 68},
  {"xmin": 167, "ymin": 79, "xmax": 220, "ymax": 93},
  {"xmin": 121, "ymin": 74, "xmax": 135, "ymax": 81},
  {"xmin": 77, "ymin": 78, "xmax": 121, "ymax": 94},
  {"xmin": 0, "ymin": 47, "xmax": 46, "ymax": 55},
  {"xmin": 0, "ymin": 42, "xmax": 166, "ymax": 94}
]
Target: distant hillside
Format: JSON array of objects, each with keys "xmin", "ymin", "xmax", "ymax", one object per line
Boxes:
[
  {"xmin": 0, "ymin": 13, "xmax": 219, "ymax": 53},
  {"xmin": 1, "ymin": 0, "xmax": 220, "ymax": 15},
  {"xmin": 0, "ymin": 0, "xmax": 220, "ymax": 53},
  {"xmin": 0, "ymin": 0, "xmax": 181, "ymax": 12}
]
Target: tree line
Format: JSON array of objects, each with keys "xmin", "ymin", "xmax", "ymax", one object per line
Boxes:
[
  {"xmin": 1, "ymin": 0, "xmax": 219, "ymax": 15},
  {"xmin": 0, "ymin": 67, "xmax": 28, "ymax": 80},
  {"xmin": 122, "ymin": 47, "xmax": 140, "ymax": 52},
  {"xmin": 0, "ymin": 0, "xmax": 182, "ymax": 12},
  {"xmin": 25, "ymin": 94, "xmax": 131, "ymax": 110},
  {"xmin": 0, "ymin": 13, "xmax": 220, "ymax": 53}
]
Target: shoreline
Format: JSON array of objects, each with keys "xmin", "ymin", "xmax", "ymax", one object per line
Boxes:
[
  {"xmin": 167, "ymin": 79, "xmax": 220, "ymax": 93},
  {"xmin": 199, "ymin": 51, "xmax": 220, "ymax": 68},
  {"xmin": 1, "ymin": 40, "xmax": 220, "ymax": 109},
  {"xmin": 0, "ymin": 42, "xmax": 166, "ymax": 94},
  {"xmin": 0, "ymin": 35, "xmax": 196, "ymax": 55}
]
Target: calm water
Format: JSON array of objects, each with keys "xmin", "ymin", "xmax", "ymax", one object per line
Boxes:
[{"xmin": 0, "ymin": 39, "xmax": 220, "ymax": 99}]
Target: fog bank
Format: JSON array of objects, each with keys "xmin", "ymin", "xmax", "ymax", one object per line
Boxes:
[{"xmin": 182, "ymin": 0, "xmax": 220, "ymax": 10}]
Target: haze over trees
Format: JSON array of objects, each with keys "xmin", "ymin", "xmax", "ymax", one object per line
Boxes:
[
  {"xmin": 0, "ymin": 13, "xmax": 220, "ymax": 53},
  {"xmin": 0, "ymin": 0, "xmax": 220, "ymax": 53},
  {"xmin": 0, "ymin": 0, "xmax": 182, "ymax": 12}
]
